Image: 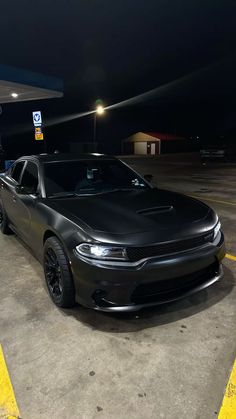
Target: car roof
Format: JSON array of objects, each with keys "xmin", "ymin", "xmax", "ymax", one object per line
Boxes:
[{"xmin": 18, "ymin": 153, "xmax": 117, "ymax": 163}]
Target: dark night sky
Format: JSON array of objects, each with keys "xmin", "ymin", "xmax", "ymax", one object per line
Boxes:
[{"xmin": 1, "ymin": 0, "xmax": 236, "ymax": 156}]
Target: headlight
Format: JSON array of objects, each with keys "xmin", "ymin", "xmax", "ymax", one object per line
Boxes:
[
  {"xmin": 213, "ymin": 221, "xmax": 221, "ymax": 239},
  {"xmin": 76, "ymin": 243, "xmax": 128, "ymax": 260}
]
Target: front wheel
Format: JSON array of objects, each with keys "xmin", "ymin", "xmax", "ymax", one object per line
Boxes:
[{"xmin": 43, "ymin": 237, "xmax": 75, "ymax": 308}]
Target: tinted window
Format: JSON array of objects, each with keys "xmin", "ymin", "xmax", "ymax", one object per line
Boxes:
[
  {"xmin": 11, "ymin": 161, "xmax": 25, "ymax": 183},
  {"xmin": 44, "ymin": 159, "xmax": 148, "ymax": 197},
  {"xmin": 21, "ymin": 161, "xmax": 39, "ymax": 191}
]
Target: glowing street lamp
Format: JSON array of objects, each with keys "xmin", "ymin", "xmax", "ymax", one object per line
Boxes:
[{"xmin": 96, "ymin": 105, "xmax": 105, "ymax": 115}]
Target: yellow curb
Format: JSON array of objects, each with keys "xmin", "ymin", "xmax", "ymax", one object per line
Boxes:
[
  {"xmin": 0, "ymin": 344, "xmax": 21, "ymax": 419},
  {"xmin": 226, "ymin": 254, "xmax": 236, "ymax": 262},
  {"xmin": 218, "ymin": 359, "xmax": 236, "ymax": 418}
]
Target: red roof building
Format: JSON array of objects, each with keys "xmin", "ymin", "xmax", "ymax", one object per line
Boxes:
[{"xmin": 123, "ymin": 132, "xmax": 188, "ymax": 155}]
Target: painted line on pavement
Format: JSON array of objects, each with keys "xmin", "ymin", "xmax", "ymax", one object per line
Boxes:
[
  {"xmin": 226, "ymin": 253, "xmax": 236, "ymax": 262},
  {"xmin": 0, "ymin": 344, "xmax": 21, "ymax": 419},
  {"xmin": 153, "ymin": 184, "xmax": 236, "ymax": 207},
  {"xmin": 218, "ymin": 359, "xmax": 236, "ymax": 419},
  {"xmin": 189, "ymin": 195, "xmax": 236, "ymax": 207}
]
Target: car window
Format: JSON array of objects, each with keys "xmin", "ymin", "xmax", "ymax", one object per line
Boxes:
[
  {"xmin": 10, "ymin": 161, "xmax": 25, "ymax": 183},
  {"xmin": 44, "ymin": 159, "xmax": 149, "ymax": 197},
  {"xmin": 21, "ymin": 161, "xmax": 39, "ymax": 191}
]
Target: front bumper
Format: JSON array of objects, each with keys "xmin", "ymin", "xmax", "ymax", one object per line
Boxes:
[{"xmin": 70, "ymin": 233, "xmax": 225, "ymax": 312}]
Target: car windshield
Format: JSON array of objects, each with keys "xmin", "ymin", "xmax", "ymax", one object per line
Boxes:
[{"xmin": 44, "ymin": 159, "xmax": 149, "ymax": 197}]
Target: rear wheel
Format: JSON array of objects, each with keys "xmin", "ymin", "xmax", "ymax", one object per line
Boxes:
[
  {"xmin": 0, "ymin": 201, "xmax": 11, "ymax": 234},
  {"xmin": 43, "ymin": 237, "xmax": 75, "ymax": 308}
]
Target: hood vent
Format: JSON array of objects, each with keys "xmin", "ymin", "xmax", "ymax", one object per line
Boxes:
[{"xmin": 136, "ymin": 206, "xmax": 174, "ymax": 216}]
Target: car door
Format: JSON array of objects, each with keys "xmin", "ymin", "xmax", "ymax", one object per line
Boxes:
[
  {"xmin": 1, "ymin": 160, "xmax": 26, "ymax": 225},
  {"xmin": 11, "ymin": 160, "xmax": 40, "ymax": 241}
]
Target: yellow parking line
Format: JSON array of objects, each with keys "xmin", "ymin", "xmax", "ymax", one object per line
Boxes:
[
  {"xmin": 226, "ymin": 254, "xmax": 236, "ymax": 262},
  {"xmin": 189, "ymin": 195, "xmax": 236, "ymax": 207},
  {"xmin": 0, "ymin": 344, "xmax": 21, "ymax": 419},
  {"xmin": 218, "ymin": 359, "xmax": 236, "ymax": 419}
]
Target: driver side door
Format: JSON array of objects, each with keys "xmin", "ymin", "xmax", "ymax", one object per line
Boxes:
[
  {"xmin": 1, "ymin": 160, "xmax": 26, "ymax": 228},
  {"xmin": 10, "ymin": 160, "xmax": 40, "ymax": 242}
]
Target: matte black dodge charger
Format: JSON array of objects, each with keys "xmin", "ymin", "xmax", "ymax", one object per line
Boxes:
[{"xmin": 0, "ymin": 154, "xmax": 225, "ymax": 311}]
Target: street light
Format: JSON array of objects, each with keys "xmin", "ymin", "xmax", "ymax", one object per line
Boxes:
[
  {"xmin": 96, "ymin": 105, "xmax": 105, "ymax": 115},
  {"xmin": 93, "ymin": 104, "xmax": 105, "ymax": 149}
]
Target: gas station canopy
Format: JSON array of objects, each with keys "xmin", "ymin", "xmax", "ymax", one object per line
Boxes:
[{"xmin": 0, "ymin": 64, "xmax": 63, "ymax": 103}]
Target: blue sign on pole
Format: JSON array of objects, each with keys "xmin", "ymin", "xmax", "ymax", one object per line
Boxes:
[{"xmin": 32, "ymin": 111, "xmax": 42, "ymax": 127}]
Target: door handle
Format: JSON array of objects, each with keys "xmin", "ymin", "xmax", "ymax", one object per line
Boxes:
[
  {"xmin": 12, "ymin": 196, "xmax": 17, "ymax": 203},
  {"xmin": 0, "ymin": 184, "xmax": 4, "ymax": 190}
]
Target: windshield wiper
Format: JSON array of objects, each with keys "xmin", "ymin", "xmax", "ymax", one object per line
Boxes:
[
  {"xmin": 101, "ymin": 187, "xmax": 147, "ymax": 193},
  {"xmin": 48, "ymin": 186, "xmax": 148, "ymax": 198},
  {"xmin": 48, "ymin": 192, "xmax": 79, "ymax": 199},
  {"xmin": 79, "ymin": 187, "xmax": 146, "ymax": 195}
]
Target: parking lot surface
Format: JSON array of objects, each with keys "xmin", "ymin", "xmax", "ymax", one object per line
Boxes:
[{"xmin": 0, "ymin": 153, "xmax": 235, "ymax": 419}]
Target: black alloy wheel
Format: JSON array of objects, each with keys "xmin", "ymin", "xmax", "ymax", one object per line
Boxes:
[
  {"xmin": 44, "ymin": 237, "xmax": 75, "ymax": 308},
  {"xmin": 45, "ymin": 248, "xmax": 63, "ymax": 298}
]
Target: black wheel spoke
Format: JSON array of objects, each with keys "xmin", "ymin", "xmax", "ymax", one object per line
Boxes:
[
  {"xmin": 52, "ymin": 284, "xmax": 60, "ymax": 296},
  {"xmin": 46, "ymin": 272, "xmax": 55, "ymax": 284},
  {"xmin": 45, "ymin": 258, "xmax": 56, "ymax": 269}
]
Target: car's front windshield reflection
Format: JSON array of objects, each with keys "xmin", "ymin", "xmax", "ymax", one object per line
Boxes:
[{"xmin": 44, "ymin": 159, "xmax": 149, "ymax": 197}]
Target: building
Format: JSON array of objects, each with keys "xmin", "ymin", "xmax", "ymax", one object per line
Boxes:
[
  {"xmin": 0, "ymin": 64, "xmax": 63, "ymax": 103},
  {"xmin": 123, "ymin": 132, "xmax": 189, "ymax": 155},
  {"xmin": 0, "ymin": 64, "xmax": 63, "ymax": 168}
]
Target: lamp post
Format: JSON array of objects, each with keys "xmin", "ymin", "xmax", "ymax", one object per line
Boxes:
[{"xmin": 93, "ymin": 105, "xmax": 105, "ymax": 150}]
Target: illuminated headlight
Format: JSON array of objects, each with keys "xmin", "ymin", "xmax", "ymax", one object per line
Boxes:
[
  {"xmin": 214, "ymin": 222, "xmax": 221, "ymax": 239},
  {"xmin": 76, "ymin": 243, "xmax": 128, "ymax": 260}
]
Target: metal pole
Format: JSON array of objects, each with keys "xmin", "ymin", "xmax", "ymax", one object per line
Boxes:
[
  {"xmin": 93, "ymin": 113, "xmax": 97, "ymax": 151},
  {"xmin": 44, "ymin": 129, "xmax": 47, "ymax": 153}
]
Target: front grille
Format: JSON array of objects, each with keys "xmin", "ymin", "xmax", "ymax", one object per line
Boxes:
[
  {"xmin": 131, "ymin": 262, "xmax": 219, "ymax": 304},
  {"xmin": 126, "ymin": 232, "xmax": 214, "ymax": 262}
]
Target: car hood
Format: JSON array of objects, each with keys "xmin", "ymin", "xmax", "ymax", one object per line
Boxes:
[{"xmin": 46, "ymin": 188, "xmax": 217, "ymax": 244}]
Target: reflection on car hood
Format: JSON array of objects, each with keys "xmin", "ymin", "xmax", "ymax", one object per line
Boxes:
[{"xmin": 46, "ymin": 188, "xmax": 216, "ymax": 242}]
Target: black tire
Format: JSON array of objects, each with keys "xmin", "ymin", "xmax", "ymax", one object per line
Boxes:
[
  {"xmin": 0, "ymin": 200, "xmax": 11, "ymax": 235},
  {"xmin": 43, "ymin": 237, "xmax": 75, "ymax": 308}
]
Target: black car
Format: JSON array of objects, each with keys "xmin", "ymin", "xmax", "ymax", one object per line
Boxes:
[
  {"xmin": 200, "ymin": 137, "xmax": 236, "ymax": 163},
  {"xmin": 0, "ymin": 153, "xmax": 225, "ymax": 311}
]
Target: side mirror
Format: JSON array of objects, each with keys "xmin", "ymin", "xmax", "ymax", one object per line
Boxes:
[
  {"xmin": 16, "ymin": 185, "xmax": 38, "ymax": 195},
  {"xmin": 144, "ymin": 174, "xmax": 153, "ymax": 183}
]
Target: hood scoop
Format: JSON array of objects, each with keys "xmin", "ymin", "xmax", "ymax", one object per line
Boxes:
[{"xmin": 136, "ymin": 206, "xmax": 174, "ymax": 216}]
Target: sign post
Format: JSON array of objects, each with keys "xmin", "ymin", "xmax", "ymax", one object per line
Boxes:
[
  {"xmin": 35, "ymin": 127, "xmax": 44, "ymax": 141},
  {"xmin": 32, "ymin": 111, "xmax": 42, "ymax": 127},
  {"xmin": 32, "ymin": 111, "xmax": 46, "ymax": 152}
]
